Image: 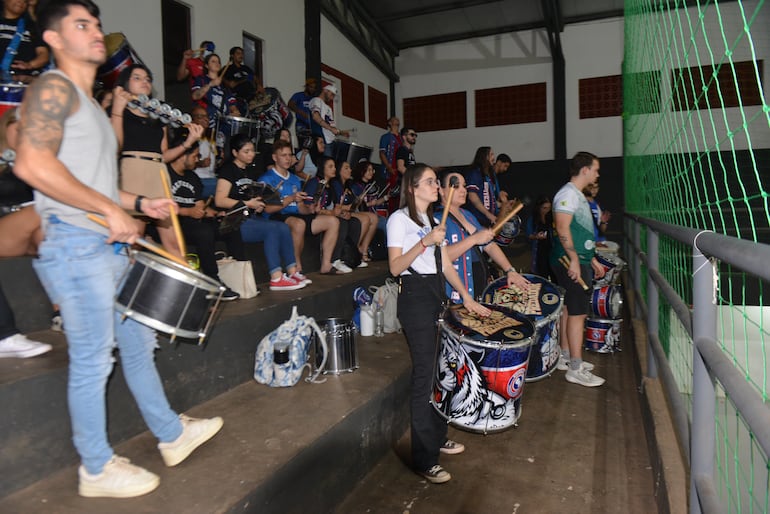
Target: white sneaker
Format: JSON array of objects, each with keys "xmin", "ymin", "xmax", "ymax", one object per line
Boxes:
[
  {"xmin": 158, "ymin": 414, "xmax": 224, "ymax": 466},
  {"xmin": 78, "ymin": 455, "xmax": 159, "ymax": 498},
  {"xmin": 0, "ymin": 333, "xmax": 52, "ymax": 358},
  {"xmin": 556, "ymin": 355, "xmax": 594, "ymax": 372},
  {"xmin": 332, "ymin": 259, "xmax": 353, "ymax": 273},
  {"xmin": 357, "ymin": 260, "xmax": 369, "ymax": 268},
  {"xmin": 565, "ymin": 367, "xmax": 605, "ymax": 387}
]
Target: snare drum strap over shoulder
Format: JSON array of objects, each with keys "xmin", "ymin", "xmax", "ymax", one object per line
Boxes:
[{"xmin": 446, "ymin": 210, "xmax": 490, "ymax": 287}]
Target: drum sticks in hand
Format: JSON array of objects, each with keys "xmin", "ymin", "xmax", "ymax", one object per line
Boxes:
[
  {"xmin": 490, "ymin": 201, "xmax": 524, "ymax": 235},
  {"xmin": 439, "ymin": 176, "xmax": 459, "ymax": 228},
  {"xmin": 558, "ymin": 255, "xmax": 590, "ymax": 291}
]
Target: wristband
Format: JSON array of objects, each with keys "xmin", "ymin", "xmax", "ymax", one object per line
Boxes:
[
  {"xmin": 420, "ymin": 238, "xmax": 428, "ymax": 252},
  {"xmin": 505, "ymin": 267, "xmax": 515, "ymax": 274},
  {"xmin": 134, "ymin": 195, "xmax": 145, "ymax": 213}
]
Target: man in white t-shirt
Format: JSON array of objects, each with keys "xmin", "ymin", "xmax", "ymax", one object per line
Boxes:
[
  {"xmin": 190, "ymin": 105, "xmax": 218, "ymax": 198},
  {"xmin": 550, "ymin": 151, "xmax": 607, "ymax": 388},
  {"xmin": 309, "ymin": 84, "xmax": 349, "ymax": 158}
]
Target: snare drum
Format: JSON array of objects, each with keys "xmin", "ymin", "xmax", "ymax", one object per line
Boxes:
[
  {"xmin": 432, "ymin": 304, "xmax": 535, "ymax": 434},
  {"xmin": 215, "ymin": 114, "xmax": 261, "ymax": 156},
  {"xmin": 584, "ymin": 318, "xmax": 622, "ymax": 353},
  {"xmin": 0, "ymin": 82, "xmax": 26, "ymax": 117},
  {"xmin": 493, "ymin": 215, "xmax": 522, "ymax": 247},
  {"xmin": 116, "ymin": 251, "xmax": 223, "ymax": 343},
  {"xmin": 97, "ymin": 33, "xmax": 143, "ymax": 89},
  {"xmin": 313, "ymin": 318, "xmax": 357, "ymax": 374},
  {"xmin": 594, "ymin": 251, "xmax": 626, "ymax": 286},
  {"xmin": 590, "ymin": 285, "xmax": 623, "ymax": 319},
  {"xmin": 481, "ymin": 274, "xmax": 563, "ymax": 382}
]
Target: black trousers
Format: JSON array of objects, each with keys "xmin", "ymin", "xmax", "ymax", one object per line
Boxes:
[
  {"xmin": 397, "ymin": 274, "xmax": 447, "ymax": 471},
  {"xmin": 0, "ymin": 282, "xmax": 19, "ymax": 340},
  {"xmin": 179, "ymin": 217, "xmax": 245, "ymax": 281},
  {"xmin": 332, "ymin": 217, "xmax": 361, "ymax": 262}
]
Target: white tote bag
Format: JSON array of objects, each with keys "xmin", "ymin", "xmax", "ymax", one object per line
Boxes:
[{"xmin": 216, "ymin": 254, "xmax": 259, "ymax": 299}]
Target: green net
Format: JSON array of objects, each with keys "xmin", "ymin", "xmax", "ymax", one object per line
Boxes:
[{"xmin": 623, "ymin": 1, "xmax": 769, "ymax": 511}]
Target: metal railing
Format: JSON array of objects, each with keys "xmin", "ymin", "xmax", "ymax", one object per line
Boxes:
[{"xmin": 624, "ymin": 214, "xmax": 770, "ymax": 514}]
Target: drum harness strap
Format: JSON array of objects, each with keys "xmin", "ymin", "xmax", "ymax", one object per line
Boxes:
[
  {"xmin": 402, "ymin": 214, "xmax": 448, "ymax": 308},
  {"xmin": 1, "ymin": 16, "xmax": 25, "ymax": 82},
  {"xmin": 445, "ymin": 210, "xmax": 491, "ymax": 295}
]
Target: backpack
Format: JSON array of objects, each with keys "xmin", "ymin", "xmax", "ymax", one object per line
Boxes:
[
  {"xmin": 254, "ymin": 306, "xmax": 328, "ymax": 387},
  {"xmin": 369, "ymin": 278, "xmax": 401, "ymax": 333}
]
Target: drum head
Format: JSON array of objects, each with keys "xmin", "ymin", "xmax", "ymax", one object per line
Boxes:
[
  {"xmin": 444, "ymin": 303, "xmax": 534, "ymax": 348},
  {"xmin": 103, "ymin": 32, "xmax": 127, "ymax": 56},
  {"xmin": 481, "ymin": 274, "xmax": 563, "ymax": 321}
]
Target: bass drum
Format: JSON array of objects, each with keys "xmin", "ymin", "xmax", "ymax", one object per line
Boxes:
[
  {"xmin": 584, "ymin": 318, "xmax": 622, "ymax": 353},
  {"xmin": 97, "ymin": 33, "xmax": 144, "ymax": 89},
  {"xmin": 432, "ymin": 303, "xmax": 535, "ymax": 434},
  {"xmin": 481, "ymin": 274, "xmax": 564, "ymax": 382},
  {"xmin": 493, "ymin": 215, "xmax": 522, "ymax": 246}
]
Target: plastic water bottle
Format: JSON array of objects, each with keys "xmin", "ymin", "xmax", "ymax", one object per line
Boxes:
[{"xmin": 374, "ymin": 305, "xmax": 384, "ymax": 337}]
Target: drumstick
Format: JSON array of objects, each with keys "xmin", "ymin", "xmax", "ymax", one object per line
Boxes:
[
  {"xmin": 159, "ymin": 167, "xmax": 188, "ymax": 260},
  {"xmin": 559, "ymin": 255, "xmax": 590, "ymax": 291},
  {"xmin": 490, "ymin": 201, "xmax": 524, "ymax": 235},
  {"xmin": 439, "ymin": 177, "xmax": 459, "ymax": 228},
  {"xmin": 86, "ymin": 214, "xmax": 190, "ymax": 268}
]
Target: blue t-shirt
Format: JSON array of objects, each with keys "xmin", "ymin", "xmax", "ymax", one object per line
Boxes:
[
  {"xmin": 290, "ymin": 91, "xmax": 313, "ymax": 131},
  {"xmin": 258, "ymin": 168, "xmax": 303, "ymax": 215},
  {"xmin": 378, "ymin": 132, "xmax": 400, "ymax": 170}
]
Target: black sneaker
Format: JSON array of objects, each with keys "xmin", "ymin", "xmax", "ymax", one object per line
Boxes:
[
  {"xmin": 419, "ymin": 465, "xmax": 451, "ymax": 484},
  {"xmin": 220, "ymin": 287, "xmax": 240, "ymax": 302}
]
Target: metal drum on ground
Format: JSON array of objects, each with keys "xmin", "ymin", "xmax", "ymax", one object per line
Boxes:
[
  {"xmin": 312, "ymin": 318, "xmax": 357, "ymax": 374},
  {"xmin": 584, "ymin": 318, "xmax": 622, "ymax": 353},
  {"xmin": 590, "ymin": 284, "xmax": 623, "ymax": 319}
]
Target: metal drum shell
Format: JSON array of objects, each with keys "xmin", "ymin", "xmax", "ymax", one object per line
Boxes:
[{"xmin": 313, "ymin": 318, "xmax": 358, "ymax": 374}]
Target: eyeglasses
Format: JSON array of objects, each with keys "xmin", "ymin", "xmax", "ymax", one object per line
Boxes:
[{"xmin": 417, "ymin": 178, "xmax": 438, "ymax": 187}]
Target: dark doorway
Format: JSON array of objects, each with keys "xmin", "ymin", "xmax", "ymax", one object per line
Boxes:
[
  {"xmin": 242, "ymin": 32, "xmax": 263, "ymax": 86},
  {"xmin": 161, "ymin": 0, "xmax": 192, "ymax": 110}
]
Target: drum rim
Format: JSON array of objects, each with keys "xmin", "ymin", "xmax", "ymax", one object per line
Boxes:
[
  {"xmin": 482, "ymin": 274, "xmax": 565, "ymax": 319},
  {"xmin": 114, "ymin": 304, "xmax": 204, "ymax": 340},
  {"xmin": 130, "ymin": 251, "xmax": 221, "ymax": 292},
  {"xmin": 218, "ymin": 114, "xmax": 259, "ymax": 124},
  {"xmin": 440, "ymin": 319, "xmax": 535, "ymax": 350}
]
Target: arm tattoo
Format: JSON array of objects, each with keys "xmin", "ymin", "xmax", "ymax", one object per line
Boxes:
[
  {"xmin": 19, "ymin": 74, "xmax": 78, "ymax": 153},
  {"xmin": 558, "ymin": 235, "xmax": 575, "ymax": 252}
]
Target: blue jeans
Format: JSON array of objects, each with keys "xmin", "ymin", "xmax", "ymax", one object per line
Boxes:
[
  {"xmin": 239, "ymin": 217, "xmax": 296, "ymax": 275},
  {"xmin": 33, "ymin": 219, "xmax": 182, "ymax": 474},
  {"xmin": 200, "ymin": 178, "xmax": 217, "ymax": 200}
]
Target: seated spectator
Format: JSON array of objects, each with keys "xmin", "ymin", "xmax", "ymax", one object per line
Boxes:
[
  {"xmin": 191, "ymin": 53, "xmax": 239, "ymax": 130},
  {"xmin": 288, "ymin": 78, "xmax": 317, "ymax": 144},
  {"xmin": 525, "ymin": 195, "xmax": 554, "ymax": 279},
  {"xmin": 294, "ymin": 135, "xmax": 324, "ymax": 182},
  {"xmin": 0, "ymin": 282, "xmax": 51, "ymax": 358},
  {"xmin": 464, "ymin": 146, "xmax": 500, "ymax": 227},
  {"xmin": 258, "ymin": 140, "xmax": 340, "ymax": 275},
  {"xmin": 0, "ymin": 0, "xmax": 49, "ymax": 83},
  {"xmin": 190, "ymin": 105, "xmax": 218, "ymax": 198},
  {"xmin": 167, "ymin": 138, "xmax": 241, "ymax": 300},
  {"xmin": 222, "ymin": 46, "xmax": 256, "ymax": 105},
  {"xmin": 215, "ymin": 134, "xmax": 308, "ymax": 290},
  {"xmin": 302, "ymin": 156, "xmax": 358, "ymax": 272},
  {"xmin": 351, "ymin": 159, "xmax": 388, "ymax": 232},
  {"xmin": 177, "ymin": 40, "xmax": 214, "ymax": 86},
  {"xmin": 333, "ymin": 160, "xmax": 378, "ymax": 265}
]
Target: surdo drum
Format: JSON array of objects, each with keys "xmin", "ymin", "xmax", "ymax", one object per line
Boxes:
[
  {"xmin": 0, "ymin": 82, "xmax": 25, "ymax": 117},
  {"xmin": 432, "ymin": 304, "xmax": 535, "ymax": 434},
  {"xmin": 590, "ymin": 285, "xmax": 624, "ymax": 319},
  {"xmin": 584, "ymin": 318, "xmax": 623, "ymax": 353},
  {"xmin": 594, "ymin": 251, "xmax": 626, "ymax": 286},
  {"xmin": 493, "ymin": 215, "xmax": 522, "ymax": 247},
  {"xmin": 97, "ymin": 33, "xmax": 144, "ymax": 89},
  {"xmin": 482, "ymin": 274, "xmax": 564, "ymax": 381},
  {"xmin": 116, "ymin": 251, "xmax": 224, "ymax": 343}
]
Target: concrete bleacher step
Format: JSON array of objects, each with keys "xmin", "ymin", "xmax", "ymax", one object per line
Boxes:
[
  {"xmin": 0, "ymin": 261, "xmax": 392, "ymax": 500},
  {"xmin": 0, "ymin": 331, "xmax": 410, "ymax": 513}
]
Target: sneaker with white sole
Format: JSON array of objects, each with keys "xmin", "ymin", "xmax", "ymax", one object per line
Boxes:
[
  {"xmin": 290, "ymin": 271, "xmax": 312, "ymax": 285},
  {"xmin": 269, "ymin": 274, "xmax": 305, "ymax": 291},
  {"xmin": 0, "ymin": 333, "xmax": 52, "ymax": 358},
  {"xmin": 332, "ymin": 259, "xmax": 353, "ymax": 273},
  {"xmin": 439, "ymin": 439, "xmax": 465, "ymax": 455},
  {"xmin": 565, "ymin": 367, "xmax": 605, "ymax": 387},
  {"xmin": 420, "ymin": 464, "xmax": 451, "ymax": 484},
  {"xmin": 158, "ymin": 414, "xmax": 224, "ymax": 467},
  {"xmin": 78, "ymin": 455, "xmax": 159, "ymax": 498},
  {"xmin": 556, "ymin": 355, "xmax": 594, "ymax": 372},
  {"xmin": 357, "ymin": 260, "xmax": 368, "ymax": 268}
]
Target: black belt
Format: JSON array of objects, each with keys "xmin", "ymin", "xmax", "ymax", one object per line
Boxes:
[{"xmin": 121, "ymin": 153, "xmax": 162, "ymax": 163}]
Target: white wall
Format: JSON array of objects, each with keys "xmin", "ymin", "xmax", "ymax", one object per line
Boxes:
[
  {"xmin": 320, "ymin": 15, "xmax": 391, "ymax": 159},
  {"xmin": 98, "ymin": 0, "xmax": 306, "ymax": 106},
  {"xmin": 394, "ymin": 19, "xmax": 625, "ymax": 166}
]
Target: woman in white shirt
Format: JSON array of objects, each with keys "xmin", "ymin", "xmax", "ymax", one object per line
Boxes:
[{"xmin": 386, "ymin": 163, "xmax": 488, "ymax": 484}]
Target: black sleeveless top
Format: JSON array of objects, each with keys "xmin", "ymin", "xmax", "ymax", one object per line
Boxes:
[{"xmin": 122, "ymin": 108, "xmax": 164, "ymax": 153}]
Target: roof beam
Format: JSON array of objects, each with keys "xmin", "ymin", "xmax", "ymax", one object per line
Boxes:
[{"xmin": 374, "ymin": 0, "xmax": 502, "ymax": 23}]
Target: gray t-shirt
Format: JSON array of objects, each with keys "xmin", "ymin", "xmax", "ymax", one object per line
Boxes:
[{"xmin": 34, "ymin": 70, "xmax": 119, "ymax": 236}]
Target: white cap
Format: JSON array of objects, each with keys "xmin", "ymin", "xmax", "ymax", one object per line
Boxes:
[{"xmin": 323, "ymin": 84, "xmax": 338, "ymax": 95}]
